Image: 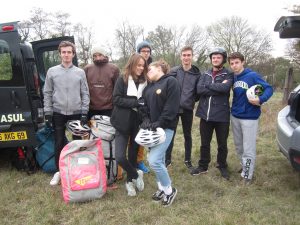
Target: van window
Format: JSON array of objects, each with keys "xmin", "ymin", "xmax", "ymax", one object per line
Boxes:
[
  {"xmin": 0, "ymin": 40, "xmax": 13, "ymax": 81},
  {"xmin": 43, "ymin": 50, "xmax": 61, "ymax": 73}
]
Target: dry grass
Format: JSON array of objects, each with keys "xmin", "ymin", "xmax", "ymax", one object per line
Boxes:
[{"xmin": 0, "ymin": 91, "xmax": 300, "ymax": 225}]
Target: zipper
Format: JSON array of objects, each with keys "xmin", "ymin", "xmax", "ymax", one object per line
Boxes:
[
  {"xmin": 205, "ymin": 73, "xmax": 214, "ymax": 120},
  {"xmin": 207, "ymin": 96, "xmax": 212, "ymax": 120},
  {"xmin": 204, "ymin": 71, "xmax": 227, "ymax": 120}
]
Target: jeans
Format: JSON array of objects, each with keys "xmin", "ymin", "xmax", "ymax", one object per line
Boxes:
[
  {"xmin": 165, "ymin": 109, "xmax": 193, "ymax": 162},
  {"xmin": 148, "ymin": 129, "xmax": 174, "ymax": 187},
  {"xmin": 52, "ymin": 112, "xmax": 81, "ymax": 170},
  {"xmin": 198, "ymin": 119, "xmax": 229, "ymax": 169}
]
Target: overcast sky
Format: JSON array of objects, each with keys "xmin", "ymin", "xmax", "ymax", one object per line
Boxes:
[{"xmin": 1, "ymin": 0, "xmax": 299, "ymax": 57}]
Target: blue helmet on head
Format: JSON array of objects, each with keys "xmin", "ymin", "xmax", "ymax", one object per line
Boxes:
[{"xmin": 137, "ymin": 41, "xmax": 152, "ymax": 54}]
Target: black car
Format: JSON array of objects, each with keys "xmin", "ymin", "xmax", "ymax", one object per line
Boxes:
[
  {"xmin": 274, "ymin": 16, "xmax": 300, "ymax": 171},
  {"xmin": 0, "ymin": 21, "xmax": 77, "ymax": 149}
]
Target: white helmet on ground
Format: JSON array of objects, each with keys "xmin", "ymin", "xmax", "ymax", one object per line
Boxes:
[
  {"xmin": 135, "ymin": 128, "xmax": 166, "ymax": 148},
  {"xmin": 246, "ymin": 84, "xmax": 264, "ymax": 100},
  {"xmin": 66, "ymin": 120, "xmax": 91, "ymax": 137},
  {"xmin": 90, "ymin": 115, "xmax": 115, "ymax": 141}
]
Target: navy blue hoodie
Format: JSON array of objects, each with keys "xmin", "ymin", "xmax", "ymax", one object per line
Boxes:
[{"xmin": 231, "ymin": 68, "xmax": 273, "ymax": 119}]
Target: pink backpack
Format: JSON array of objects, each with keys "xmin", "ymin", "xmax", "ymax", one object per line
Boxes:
[{"xmin": 59, "ymin": 139, "xmax": 107, "ymax": 203}]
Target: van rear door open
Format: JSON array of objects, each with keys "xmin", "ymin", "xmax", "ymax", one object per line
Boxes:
[
  {"xmin": 0, "ymin": 21, "xmax": 77, "ymax": 149},
  {"xmin": 0, "ymin": 22, "xmax": 37, "ymax": 147},
  {"xmin": 31, "ymin": 36, "xmax": 78, "ymax": 90}
]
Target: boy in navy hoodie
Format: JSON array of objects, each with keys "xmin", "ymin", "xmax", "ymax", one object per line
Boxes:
[{"xmin": 228, "ymin": 52, "xmax": 273, "ymax": 184}]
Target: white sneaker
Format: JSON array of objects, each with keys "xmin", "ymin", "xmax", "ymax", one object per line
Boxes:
[
  {"xmin": 126, "ymin": 182, "xmax": 136, "ymax": 196},
  {"xmin": 133, "ymin": 170, "xmax": 144, "ymax": 191},
  {"xmin": 50, "ymin": 172, "xmax": 61, "ymax": 186}
]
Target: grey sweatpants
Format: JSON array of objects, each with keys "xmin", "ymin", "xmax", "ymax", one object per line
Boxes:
[{"xmin": 231, "ymin": 115, "xmax": 259, "ymax": 180}]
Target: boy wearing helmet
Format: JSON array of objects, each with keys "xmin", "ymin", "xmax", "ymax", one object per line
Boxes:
[
  {"xmin": 228, "ymin": 52, "xmax": 273, "ymax": 184},
  {"xmin": 191, "ymin": 47, "xmax": 233, "ymax": 180},
  {"xmin": 43, "ymin": 41, "xmax": 90, "ymax": 186}
]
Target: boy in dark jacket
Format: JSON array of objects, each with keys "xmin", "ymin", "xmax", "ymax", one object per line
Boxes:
[
  {"xmin": 191, "ymin": 47, "xmax": 233, "ymax": 180},
  {"xmin": 165, "ymin": 46, "xmax": 201, "ymax": 169}
]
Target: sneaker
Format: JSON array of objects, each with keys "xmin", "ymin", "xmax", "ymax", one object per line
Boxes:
[
  {"xmin": 50, "ymin": 172, "xmax": 61, "ymax": 186},
  {"xmin": 126, "ymin": 182, "xmax": 136, "ymax": 196},
  {"xmin": 184, "ymin": 160, "xmax": 193, "ymax": 169},
  {"xmin": 162, "ymin": 187, "xmax": 177, "ymax": 207},
  {"xmin": 133, "ymin": 170, "xmax": 144, "ymax": 191},
  {"xmin": 190, "ymin": 166, "xmax": 208, "ymax": 176},
  {"xmin": 152, "ymin": 190, "xmax": 164, "ymax": 202},
  {"xmin": 165, "ymin": 160, "xmax": 172, "ymax": 168},
  {"xmin": 218, "ymin": 167, "xmax": 230, "ymax": 180},
  {"xmin": 137, "ymin": 162, "xmax": 150, "ymax": 173}
]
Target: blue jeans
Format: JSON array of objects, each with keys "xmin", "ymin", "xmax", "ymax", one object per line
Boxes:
[{"xmin": 148, "ymin": 129, "xmax": 174, "ymax": 187}]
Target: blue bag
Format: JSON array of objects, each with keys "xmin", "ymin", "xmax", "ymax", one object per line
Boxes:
[{"xmin": 35, "ymin": 126, "xmax": 57, "ymax": 173}]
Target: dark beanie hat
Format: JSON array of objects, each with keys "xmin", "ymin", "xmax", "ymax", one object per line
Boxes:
[{"xmin": 136, "ymin": 41, "xmax": 152, "ymax": 54}]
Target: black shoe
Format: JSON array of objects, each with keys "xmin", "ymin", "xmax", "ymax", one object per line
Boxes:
[
  {"xmin": 218, "ymin": 167, "xmax": 230, "ymax": 180},
  {"xmin": 162, "ymin": 187, "xmax": 177, "ymax": 207},
  {"xmin": 184, "ymin": 160, "xmax": 193, "ymax": 169},
  {"xmin": 152, "ymin": 190, "xmax": 164, "ymax": 202},
  {"xmin": 190, "ymin": 166, "xmax": 208, "ymax": 176},
  {"xmin": 165, "ymin": 160, "xmax": 172, "ymax": 168}
]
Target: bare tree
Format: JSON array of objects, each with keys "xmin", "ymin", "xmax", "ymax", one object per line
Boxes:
[
  {"xmin": 52, "ymin": 11, "xmax": 72, "ymax": 37},
  {"xmin": 286, "ymin": 40, "xmax": 300, "ymax": 66},
  {"xmin": 207, "ymin": 16, "xmax": 273, "ymax": 66},
  {"xmin": 73, "ymin": 23, "xmax": 94, "ymax": 66},
  {"xmin": 185, "ymin": 24, "xmax": 208, "ymax": 68},
  {"xmin": 168, "ymin": 26, "xmax": 186, "ymax": 66},
  {"xmin": 18, "ymin": 20, "xmax": 32, "ymax": 42},
  {"xmin": 287, "ymin": 4, "xmax": 300, "ymax": 13},
  {"xmin": 114, "ymin": 21, "xmax": 144, "ymax": 65},
  {"xmin": 147, "ymin": 25, "xmax": 173, "ymax": 60},
  {"xmin": 29, "ymin": 7, "xmax": 52, "ymax": 40}
]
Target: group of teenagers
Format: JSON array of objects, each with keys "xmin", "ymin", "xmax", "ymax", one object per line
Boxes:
[{"xmin": 43, "ymin": 40, "xmax": 273, "ymax": 207}]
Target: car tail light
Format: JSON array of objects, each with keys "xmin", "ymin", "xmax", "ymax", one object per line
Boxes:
[
  {"xmin": 292, "ymin": 155, "xmax": 300, "ymax": 164},
  {"xmin": 1, "ymin": 25, "xmax": 14, "ymax": 32},
  {"xmin": 289, "ymin": 149, "xmax": 300, "ymax": 172}
]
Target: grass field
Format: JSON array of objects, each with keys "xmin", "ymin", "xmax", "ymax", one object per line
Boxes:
[{"xmin": 0, "ymin": 92, "xmax": 300, "ymax": 225}]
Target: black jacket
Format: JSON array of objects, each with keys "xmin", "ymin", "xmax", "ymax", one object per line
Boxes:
[
  {"xmin": 110, "ymin": 76, "xmax": 140, "ymax": 134},
  {"xmin": 195, "ymin": 68, "xmax": 233, "ymax": 122},
  {"xmin": 169, "ymin": 65, "xmax": 201, "ymax": 111},
  {"xmin": 141, "ymin": 75, "xmax": 180, "ymax": 130}
]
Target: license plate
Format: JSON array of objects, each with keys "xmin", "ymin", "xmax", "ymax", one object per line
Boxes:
[{"xmin": 0, "ymin": 131, "xmax": 27, "ymax": 141}]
